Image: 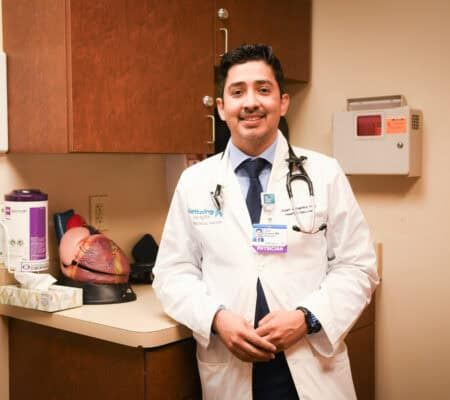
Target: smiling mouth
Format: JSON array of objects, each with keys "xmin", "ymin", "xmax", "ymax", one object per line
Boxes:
[{"xmin": 239, "ymin": 113, "xmax": 265, "ymax": 122}]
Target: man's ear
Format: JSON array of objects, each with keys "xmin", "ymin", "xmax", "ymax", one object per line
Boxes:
[
  {"xmin": 280, "ymin": 93, "xmax": 290, "ymax": 117},
  {"xmin": 216, "ymin": 98, "xmax": 226, "ymax": 121}
]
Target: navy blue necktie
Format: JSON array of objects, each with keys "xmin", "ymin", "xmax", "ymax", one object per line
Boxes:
[
  {"xmin": 239, "ymin": 158, "xmax": 268, "ymax": 224},
  {"xmin": 239, "ymin": 158, "xmax": 300, "ymax": 400},
  {"xmin": 239, "ymin": 158, "xmax": 271, "ymax": 323}
]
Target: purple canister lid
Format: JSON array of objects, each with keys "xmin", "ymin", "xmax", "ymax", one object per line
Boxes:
[{"xmin": 5, "ymin": 189, "xmax": 48, "ymax": 202}]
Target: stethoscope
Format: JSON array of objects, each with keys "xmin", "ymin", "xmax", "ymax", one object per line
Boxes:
[
  {"xmin": 210, "ymin": 143, "xmax": 327, "ymax": 234},
  {"xmin": 285, "ymin": 144, "xmax": 327, "ymax": 234}
]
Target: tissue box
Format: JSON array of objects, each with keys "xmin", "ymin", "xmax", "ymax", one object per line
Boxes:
[{"xmin": 0, "ymin": 284, "xmax": 83, "ymax": 312}]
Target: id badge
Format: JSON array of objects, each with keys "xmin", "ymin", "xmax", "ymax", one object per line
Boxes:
[{"xmin": 252, "ymin": 224, "xmax": 288, "ymax": 254}]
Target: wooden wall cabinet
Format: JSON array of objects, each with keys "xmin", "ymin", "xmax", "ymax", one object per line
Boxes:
[
  {"xmin": 2, "ymin": 0, "xmax": 311, "ymax": 154},
  {"xmin": 3, "ymin": 0, "xmax": 215, "ymax": 154},
  {"xmin": 215, "ymin": 0, "xmax": 311, "ymax": 82}
]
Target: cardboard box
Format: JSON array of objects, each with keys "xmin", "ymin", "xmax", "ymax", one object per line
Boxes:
[{"xmin": 0, "ymin": 284, "xmax": 82, "ymax": 312}]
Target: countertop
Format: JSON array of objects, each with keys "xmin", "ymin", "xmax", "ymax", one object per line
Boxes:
[{"xmin": 0, "ymin": 284, "xmax": 192, "ymax": 348}]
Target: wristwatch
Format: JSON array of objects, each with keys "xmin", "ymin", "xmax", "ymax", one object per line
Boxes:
[{"xmin": 297, "ymin": 306, "xmax": 322, "ymax": 334}]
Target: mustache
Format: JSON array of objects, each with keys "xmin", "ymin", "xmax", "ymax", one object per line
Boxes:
[{"xmin": 238, "ymin": 110, "xmax": 265, "ymax": 119}]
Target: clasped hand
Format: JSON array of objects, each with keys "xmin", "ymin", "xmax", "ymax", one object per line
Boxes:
[{"xmin": 212, "ymin": 309, "xmax": 307, "ymax": 363}]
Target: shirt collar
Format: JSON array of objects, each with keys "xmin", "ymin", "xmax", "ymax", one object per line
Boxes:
[{"xmin": 229, "ymin": 135, "xmax": 278, "ymax": 172}]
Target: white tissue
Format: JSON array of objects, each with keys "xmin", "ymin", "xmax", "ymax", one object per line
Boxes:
[{"xmin": 14, "ymin": 272, "xmax": 57, "ymax": 290}]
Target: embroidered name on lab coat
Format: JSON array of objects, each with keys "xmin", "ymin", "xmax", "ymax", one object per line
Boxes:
[{"xmin": 281, "ymin": 205, "xmax": 313, "ymax": 216}]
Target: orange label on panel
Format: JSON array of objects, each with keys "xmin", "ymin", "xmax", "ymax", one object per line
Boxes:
[{"xmin": 386, "ymin": 117, "xmax": 407, "ymax": 134}]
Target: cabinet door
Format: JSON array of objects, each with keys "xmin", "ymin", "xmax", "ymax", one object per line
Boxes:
[
  {"xmin": 214, "ymin": 0, "xmax": 311, "ymax": 82},
  {"xmin": 347, "ymin": 324, "xmax": 375, "ymax": 400},
  {"xmin": 145, "ymin": 339, "xmax": 201, "ymax": 399},
  {"xmin": 2, "ymin": 0, "xmax": 69, "ymax": 153},
  {"xmin": 346, "ymin": 301, "xmax": 375, "ymax": 400},
  {"xmin": 69, "ymin": 0, "xmax": 215, "ymax": 153},
  {"xmin": 9, "ymin": 319, "xmax": 145, "ymax": 400}
]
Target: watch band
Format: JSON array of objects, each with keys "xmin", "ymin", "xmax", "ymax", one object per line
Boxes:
[{"xmin": 297, "ymin": 306, "xmax": 322, "ymax": 334}]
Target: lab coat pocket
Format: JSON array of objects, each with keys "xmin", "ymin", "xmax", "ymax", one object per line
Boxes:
[
  {"xmin": 196, "ymin": 358, "xmax": 229, "ymax": 400},
  {"xmin": 196, "ymin": 334, "xmax": 230, "ymax": 363},
  {"xmin": 290, "ymin": 228, "xmax": 324, "ymax": 242},
  {"xmin": 286, "ymin": 212, "xmax": 328, "ymax": 267},
  {"xmin": 314, "ymin": 345, "xmax": 355, "ymax": 399},
  {"xmin": 315, "ymin": 351, "xmax": 356, "ymax": 400},
  {"xmin": 196, "ymin": 336, "xmax": 230, "ymax": 400},
  {"xmin": 289, "ymin": 344, "xmax": 356, "ymax": 400},
  {"xmin": 290, "ymin": 210, "xmax": 327, "ymax": 239},
  {"xmin": 278, "ymin": 199, "xmax": 327, "ymax": 234}
]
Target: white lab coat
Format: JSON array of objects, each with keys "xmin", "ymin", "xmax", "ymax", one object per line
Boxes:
[{"xmin": 153, "ymin": 133, "xmax": 379, "ymax": 400}]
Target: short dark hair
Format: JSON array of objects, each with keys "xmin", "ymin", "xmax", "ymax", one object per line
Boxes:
[{"xmin": 216, "ymin": 44, "xmax": 286, "ymax": 98}]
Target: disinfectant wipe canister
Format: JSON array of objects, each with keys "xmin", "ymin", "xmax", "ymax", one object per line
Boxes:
[{"xmin": 1, "ymin": 189, "xmax": 49, "ymax": 272}]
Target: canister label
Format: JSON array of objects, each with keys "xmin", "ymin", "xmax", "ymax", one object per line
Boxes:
[
  {"xmin": 1, "ymin": 201, "xmax": 49, "ymax": 272},
  {"xmin": 30, "ymin": 207, "xmax": 46, "ymax": 260}
]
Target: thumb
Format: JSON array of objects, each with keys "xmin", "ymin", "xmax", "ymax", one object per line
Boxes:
[{"xmin": 244, "ymin": 318, "xmax": 253, "ymax": 329}]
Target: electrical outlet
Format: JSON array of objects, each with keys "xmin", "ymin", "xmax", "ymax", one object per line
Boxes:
[{"xmin": 89, "ymin": 195, "xmax": 109, "ymax": 231}]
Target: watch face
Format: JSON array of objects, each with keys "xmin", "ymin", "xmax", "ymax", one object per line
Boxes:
[
  {"xmin": 298, "ymin": 306, "xmax": 321, "ymax": 334},
  {"xmin": 308, "ymin": 313, "xmax": 322, "ymax": 333}
]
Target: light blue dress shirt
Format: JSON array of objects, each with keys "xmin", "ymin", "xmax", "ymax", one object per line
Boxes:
[{"xmin": 229, "ymin": 137, "xmax": 277, "ymax": 197}]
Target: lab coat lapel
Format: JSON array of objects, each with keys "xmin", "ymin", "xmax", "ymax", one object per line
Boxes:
[
  {"xmin": 261, "ymin": 133, "xmax": 290, "ymax": 227},
  {"xmin": 223, "ymin": 154, "xmax": 253, "ymax": 238},
  {"xmin": 267, "ymin": 132, "xmax": 290, "ymax": 189}
]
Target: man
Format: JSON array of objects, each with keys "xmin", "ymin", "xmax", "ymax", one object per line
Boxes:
[{"xmin": 153, "ymin": 44, "xmax": 379, "ymax": 399}]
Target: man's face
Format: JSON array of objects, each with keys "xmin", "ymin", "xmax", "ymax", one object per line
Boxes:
[{"xmin": 216, "ymin": 61, "xmax": 290, "ymax": 156}]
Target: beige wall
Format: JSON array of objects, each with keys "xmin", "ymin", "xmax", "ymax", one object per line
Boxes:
[
  {"xmin": 0, "ymin": 154, "xmax": 169, "ymax": 268},
  {"xmin": 288, "ymin": 0, "xmax": 450, "ymax": 399}
]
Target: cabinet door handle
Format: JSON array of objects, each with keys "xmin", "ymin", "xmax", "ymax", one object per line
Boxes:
[
  {"xmin": 219, "ymin": 28, "xmax": 228, "ymax": 56},
  {"xmin": 206, "ymin": 114, "xmax": 215, "ymax": 144}
]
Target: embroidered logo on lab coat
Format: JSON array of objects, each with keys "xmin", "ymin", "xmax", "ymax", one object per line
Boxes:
[{"xmin": 188, "ymin": 208, "xmax": 223, "ymax": 225}]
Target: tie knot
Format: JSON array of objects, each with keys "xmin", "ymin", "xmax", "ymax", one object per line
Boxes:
[{"xmin": 239, "ymin": 158, "xmax": 268, "ymax": 179}]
